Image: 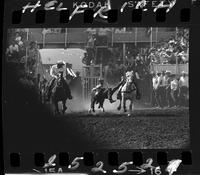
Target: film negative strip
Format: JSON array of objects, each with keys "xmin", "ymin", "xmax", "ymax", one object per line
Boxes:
[{"xmin": 2, "ymin": 0, "xmax": 200, "ymax": 175}]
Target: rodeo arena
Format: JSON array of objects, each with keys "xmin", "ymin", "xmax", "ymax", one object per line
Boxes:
[{"xmin": 5, "ymin": 28, "xmax": 189, "ymax": 149}]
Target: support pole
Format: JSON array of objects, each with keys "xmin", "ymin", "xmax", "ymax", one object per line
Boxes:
[
  {"xmin": 156, "ymin": 27, "xmax": 158, "ymax": 43},
  {"xmin": 25, "ymin": 28, "xmax": 29, "ymax": 75},
  {"xmin": 111, "ymin": 28, "xmax": 114, "ymax": 47},
  {"xmin": 176, "ymin": 54, "xmax": 179, "ymax": 75},
  {"xmin": 175, "ymin": 27, "xmax": 178, "ymax": 74},
  {"xmin": 123, "ymin": 43, "xmax": 126, "ymax": 66},
  {"xmin": 175, "ymin": 27, "xmax": 178, "ymax": 40},
  {"xmin": 135, "ymin": 27, "xmax": 137, "ymax": 46},
  {"xmin": 150, "ymin": 27, "xmax": 153, "ymax": 48},
  {"xmin": 65, "ymin": 28, "xmax": 68, "ymax": 48},
  {"xmin": 42, "ymin": 29, "xmax": 45, "ymax": 48}
]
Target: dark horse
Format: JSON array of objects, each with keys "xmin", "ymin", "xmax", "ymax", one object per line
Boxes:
[
  {"xmin": 39, "ymin": 76, "xmax": 48, "ymax": 104},
  {"xmin": 89, "ymin": 80, "xmax": 124, "ymax": 113},
  {"xmin": 50, "ymin": 73, "xmax": 71, "ymax": 115}
]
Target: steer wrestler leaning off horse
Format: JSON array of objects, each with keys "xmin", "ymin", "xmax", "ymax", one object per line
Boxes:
[
  {"xmin": 89, "ymin": 70, "xmax": 141, "ymax": 113},
  {"xmin": 89, "ymin": 78, "xmax": 118, "ymax": 112}
]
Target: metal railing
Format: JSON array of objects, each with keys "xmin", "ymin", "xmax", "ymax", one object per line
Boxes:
[
  {"xmin": 29, "ymin": 28, "xmax": 176, "ymax": 45},
  {"xmin": 82, "ymin": 64, "xmax": 103, "ymax": 100},
  {"xmin": 150, "ymin": 63, "xmax": 189, "ymax": 74}
]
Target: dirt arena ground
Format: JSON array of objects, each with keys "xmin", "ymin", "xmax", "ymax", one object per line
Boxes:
[{"xmin": 63, "ymin": 107, "xmax": 190, "ymax": 149}]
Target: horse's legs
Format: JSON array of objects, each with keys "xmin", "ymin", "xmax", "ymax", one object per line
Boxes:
[
  {"xmin": 62, "ymin": 100, "xmax": 67, "ymax": 114},
  {"xmin": 98, "ymin": 103, "xmax": 101, "ymax": 109},
  {"xmin": 54, "ymin": 101, "xmax": 59, "ymax": 115},
  {"xmin": 90, "ymin": 98, "xmax": 95, "ymax": 113},
  {"xmin": 117, "ymin": 99, "xmax": 122, "ymax": 110},
  {"xmin": 122, "ymin": 94, "xmax": 127, "ymax": 112},
  {"xmin": 129, "ymin": 99, "xmax": 133, "ymax": 112},
  {"xmin": 102, "ymin": 106, "xmax": 105, "ymax": 112},
  {"xmin": 100, "ymin": 100, "xmax": 105, "ymax": 112}
]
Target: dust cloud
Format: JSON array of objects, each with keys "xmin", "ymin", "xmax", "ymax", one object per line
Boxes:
[{"xmin": 63, "ymin": 91, "xmax": 147, "ymax": 113}]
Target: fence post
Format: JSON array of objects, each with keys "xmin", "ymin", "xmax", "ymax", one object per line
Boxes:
[
  {"xmin": 123, "ymin": 43, "xmax": 126, "ymax": 66},
  {"xmin": 111, "ymin": 28, "xmax": 114, "ymax": 47},
  {"xmin": 156, "ymin": 27, "xmax": 158, "ymax": 43},
  {"xmin": 176, "ymin": 56, "xmax": 179, "ymax": 74},
  {"xmin": 42, "ymin": 31, "xmax": 45, "ymax": 48},
  {"xmin": 65, "ymin": 28, "xmax": 67, "ymax": 48},
  {"xmin": 25, "ymin": 28, "xmax": 29, "ymax": 76},
  {"xmin": 150, "ymin": 27, "xmax": 153, "ymax": 48},
  {"xmin": 135, "ymin": 27, "xmax": 137, "ymax": 46},
  {"xmin": 100, "ymin": 63, "xmax": 103, "ymax": 78}
]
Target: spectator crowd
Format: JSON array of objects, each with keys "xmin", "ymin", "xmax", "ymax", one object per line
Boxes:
[
  {"xmin": 148, "ymin": 28, "xmax": 189, "ymax": 64},
  {"xmin": 6, "ymin": 29, "xmax": 27, "ymax": 64},
  {"xmin": 6, "ymin": 29, "xmax": 44, "ymax": 87},
  {"xmin": 151, "ymin": 70, "xmax": 189, "ymax": 108}
]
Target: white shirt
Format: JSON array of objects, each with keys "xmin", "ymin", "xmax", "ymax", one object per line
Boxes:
[
  {"xmin": 50, "ymin": 65, "xmax": 66, "ymax": 78},
  {"xmin": 163, "ymin": 76, "xmax": 171, "ymax": 86},
  {"xmin": 159, "ymin": 75, "xmax": 165, "ymax": 86},
  {"xmin": 50, "ymin": 64, "xmax": 76, "ymax": 79},
  {"xmin": 126, "ymin": 71, "xmax": 134, "ymax": 83},
  {"xmin": 9, "ymin": 44, "xmax": 19, "ymax": 53},
  {"xmin": 152, "ymin": 77, "xmax": 158, "ymax": 89},
  {"xmin": 15, "ymin": 36, "xmax": 23, "ymax": 46},
  {"xmin": 179, "ymin": 76, "xmax": 189, "ymax": 87},
  {"xmin": 171, "ymin": 79, "xmax": 179, "ymax": 90},
  {"xmin": 157, "ymin": 76, "xmax": 164, "ymax": 87},
  {"xmin": 15, "ymin": 36, "xmax": 22, "ymax": 42}
]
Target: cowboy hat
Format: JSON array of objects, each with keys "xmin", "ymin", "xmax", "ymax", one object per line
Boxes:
[
  {"xmin": 181, "ymin": 71, "xmax": 187, "ymax": 74},
  {"xmin": 156, "ymin": 71, "xmax": 161, "ymax": 75},
  {"xmin": 165, "ymin": 70, "xmax": 171, "ymax": 74},
  {"xmin": 98, "ymin": 77, "xmax": 104, "ymax": 82},
  {"xmin": 57, "ymin": 60, "xmax": 65, "ymax": 65}
]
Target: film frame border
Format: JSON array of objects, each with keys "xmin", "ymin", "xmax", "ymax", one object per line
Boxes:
[{"xmin": 2, "ymin": 0, "xmax": 200, "ymax": 174}]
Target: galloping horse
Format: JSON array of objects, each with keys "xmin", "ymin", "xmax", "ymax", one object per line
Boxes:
[
  {"xmin": 39, "ymin": 76, "xmax": 48, "ymax": 104},
  {"xmin": 117, "ymin": 71, "xmax": 141, "ymax": 112},
  {"xmin": 51, "ymin": 72, "xmax": 71, "ymax": 115}
]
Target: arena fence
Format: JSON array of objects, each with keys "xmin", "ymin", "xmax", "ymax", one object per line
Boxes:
[
  {"xmin": 82, "ymin": 64, "xmax": 103, "ymax": 101},
  {"xmin": 150, "ymin": 63, "xmax": 188, "ymax": 75}
]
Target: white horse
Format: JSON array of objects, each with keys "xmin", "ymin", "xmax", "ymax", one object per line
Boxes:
[{"xmin": 117, "ymin": 71, "xmax": 141, "ymax": 112}]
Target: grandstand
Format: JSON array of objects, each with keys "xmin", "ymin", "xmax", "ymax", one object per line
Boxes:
[
  {"xmin": 27, "ymin": 27, "xmax": 185, "ymax": 72},
  {"xmin": 28, "ymin": 28, "xmax": 176, "ymax": 48}
]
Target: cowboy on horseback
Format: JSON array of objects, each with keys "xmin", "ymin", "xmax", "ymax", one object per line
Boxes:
[
  {"xmin": 116, "ymin": 71, "xmax": 141, "ymax": 100},
  {"xmin": 89, "ymin": 77, "xmax": 117, "ymax": 113},
  {"xmin": 116, "ymin": 70, "xmax": 141, "ymax": 112},
  {"xmin": 92, "ymin": 78, "xmax": 116, "ymax": 103},
  {"xmin": 46, "ymin": 60, "xmax": 73, "ymax": 101}
]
